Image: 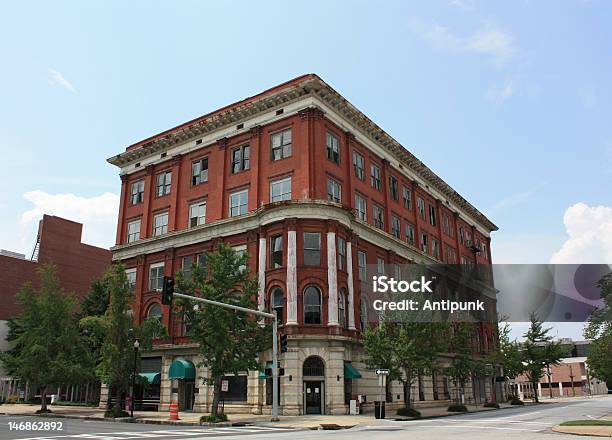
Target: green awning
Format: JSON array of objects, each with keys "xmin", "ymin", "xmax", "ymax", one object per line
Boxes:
[
  {"xmin": 168, "ymin": 359, "xmax": 196, "ymax": 380},
  {"xmin": 344, "ymin": 362, "xmax": 362, "ymax": 379},
  {"xmin": 138, "ymin": 372, "xmax": 161, "ymax": 385}
]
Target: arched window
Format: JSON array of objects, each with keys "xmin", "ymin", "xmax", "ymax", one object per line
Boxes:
[
  {"xmin": 304, "ymin": 285, "xmax": 322, "ymax": 325},
  {"xmin": 270, "ymin": 288, "xmax": 284, "ymax": 323},
  {"xmin": 303, "ymin": 356, "xmax": 325, "ymax": 377},
  {"xmin": 338, "ymin": 289, "xmax": 346, "ymax": 328},
  {"xmin": 147, "ymin": 303, "xmax": 162, "ymax": 321}
]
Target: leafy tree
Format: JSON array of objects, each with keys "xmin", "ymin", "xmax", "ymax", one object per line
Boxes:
[
  {"xmin": 445, "ymin": 323, "xmax": 484, "ymax": 404},
  {"xmin": 81, "ymin": 264, "xmax": 165, "ymax": 417},
  {"xmin": 521, "ymin": 314, "xmax": 565, "ymax": 403},
  {"xmin": 0, "ymin": 264, "xmax": 94, "ymax": 413},
  {"xmin": 364, "ymin": 322, "xmax": 447, "ymax": 408},
  {"xmin": 584, "ymin": 272, "xmax": 612, "ymax": 385},
  {"xmin": 175, "ymin": 244, "xmax": 270, "ymax": 417},
  {"xmin": 486, "ymin": 320, "xmax": 523, "ymax": 380},
  {"xmin": 79, "ymin": 279, "xmax": 109, "ymax": 319}
]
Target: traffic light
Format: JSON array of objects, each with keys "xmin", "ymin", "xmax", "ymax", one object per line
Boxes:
[
  {"xmin": 280, "ymin": 334, "xmax": 288, "ymax": 353},
  {"xmin": 161, "ymin": 276, "xmax": 175, "ymax": 305}
]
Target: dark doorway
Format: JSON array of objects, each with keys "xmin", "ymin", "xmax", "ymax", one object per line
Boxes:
[{"xmin": 304, "ymin": 381, "xmax": 322, "ymax": 414}]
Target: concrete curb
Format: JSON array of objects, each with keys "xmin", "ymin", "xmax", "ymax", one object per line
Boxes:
[{"xmin": 551, "ymin": 425, "xmax": 612, "ymax": 437}]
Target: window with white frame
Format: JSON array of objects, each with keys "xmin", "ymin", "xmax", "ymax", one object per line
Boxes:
[
  {"xmin": 303, "ymin": 232, "xmax": 321, "ymax": 266},
  {"xmin": 389, "ymin": 176, "xmax": 399, "ymax": 201},
  {"xmin": 131, "ymin": 180, "xmax": 144, "ymax": 205},
  {"xmin": 391, "ymin": 215, "xmax": 401, "ymax": 238},
  {"xmin": 192, "ymin": 157, "xmax": 209, "ymax": 185},
  {"xmin": 405, "ymin": 223, "xmax": 415, "ymax": 246},
  {"xmin": 125, "ymin": 268, "xmax": 137, "ymax": 292},
  {"xmin": 429, "ymin": 204, "xmax": 437, "ymax": 226},
  {"xmin": 147, "ymin": 303, "xmax": 162, "ymax": 321},
  {"xmin": 373, "ymin": 204, "xmax": 384, "ymax": 230},
  {"xmin": 338, "ymin": 289, "xmax": 347, "ymax": 328},
  {"xmin": 270, "ymin": 177, "xmax": 291, "ymax": 202},
  {"xmin": 153, "ymin": 212, "xmax": 168, "ymax": 237},
  {"xmin": 360, "ymin": 300, "xmax": 367, "ymax": 332},
  {"xmin": 127, "ymin": 219, "xmax": 141, "ymax": 243},
  {"xmin": 357, "ymin": 250, "xmax": 367, "ymax": 281},
  {"xmin": 420, "ymin": 233, "xmax": 428, "ymax": 253},
  {"xmin": 229, "ymin": 190, "xmax": 249, "ymax": 217},
  {"xmin": 355, "ymin": 194, "xmax": 367, "ymax": 221},
  {"xmin": 417, "ymin": 197, "xmax": 426, "ymax": 220},
  {"xmin": 271, "ymin": 129, "xmax": 292, "ymax": 160},
  {"xmin": 149, "ymin": 263, "xmax": 165, "ymax": 291},
  {"xmin": 377, "ymin": 257, "xmax": 385, "ymax": 275},
  {"xmin": 353, "ymin": 151, "xmax": 365, "ymax": 180},
  {"xmin": 402, "ymin": 186, "xmax": 411, "ymax": 209},
  {"xmin": 233, "ymin": 245, "xmax": 247, "ymax": 272},
  {"xmin": 189, "ymin": 201, "xmax": 206, "ymax": 228},
  {"xmin": 270, "ymin": 234, "xmax": 283, "ymax": 268},
  {"xmin": 231, "ymin": 144, "xmax": 250, "ymax": 174},
  {"xmin": 371, "ymin": 164, "xmax": 381, "ymax": 190},
  {"xmin": 182, "ymin": 255, "xmax": 193, "ymax": 279},
  {"xmin": 337, "ymin": 237, "xmax": 346, "ymax": 271},
  {"xmin": 326, "ymin": 132, "xmax": 340, "ymax": 164},
  {"xmin": 432, "ymin": 238, "xmax": 439, "ymax": 259},
  {"xmin": 156, "ymin": 171, "xmax": 172, "ymax": 197},
  {"xmin": 327, "ymin": 178, "xmax": 341, "ymax": 203}
]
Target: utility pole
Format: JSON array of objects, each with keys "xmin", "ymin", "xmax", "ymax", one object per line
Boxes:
[
  {"xmin": 546, "ymin": 364, "xmax": 553, "ymax": 399},
  {"xmin": 173, "ymin": 292, "xmax": 280, "ymax": 421}
]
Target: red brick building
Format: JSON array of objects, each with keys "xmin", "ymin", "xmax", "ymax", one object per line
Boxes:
[
  {"xmin": 0, "ymin": 215, "xmax": 112, "ymax": 401},
  {"xmin": 107, "ymin": 74, "xmax": 498, "ymax": 415}
]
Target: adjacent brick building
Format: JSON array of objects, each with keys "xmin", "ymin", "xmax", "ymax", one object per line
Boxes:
[
  {"xmin": 106, "ymin": 74, "xmax": 498, "ymax": 415},
  {"xmin": 0, "ymin": 215, "xmax": 112, "ymax": 402}
]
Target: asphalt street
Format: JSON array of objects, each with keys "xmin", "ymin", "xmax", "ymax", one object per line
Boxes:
[{"xmin": 1, "ymin": 396, "xmax": 610, "ymax": 440}]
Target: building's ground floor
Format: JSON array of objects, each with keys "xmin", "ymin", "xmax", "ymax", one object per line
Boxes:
[{"xmin": 99, "ymin": 335, "xmax": 502, "ymax": 415}]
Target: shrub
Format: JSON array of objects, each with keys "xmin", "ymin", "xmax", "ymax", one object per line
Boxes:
[
  {"xmin": 35, "ymin": 408, "xmax": 52, "ymax": 414},
  {"xmin": 5, "ymin": 395, "xmax": 19, "ymax": 404},
  {"xmin": 510, "ymin": 398, "xmax": 524, "ymax": 406},
  {"xmin": 447, "ymin": 404, "xmax": 468, "ymax": 412},
  {"xmin": 396, "ymin": 407, "xmax": 421, "ymax": 418},
  {"xmin": 200, "ymin": 414, "xmax": 228, "ymax": 424},
  {"xmin": 484, "ymin": 402, "xmax": 500, "ymax": 408},
  {"xmin": 104, "ymin": 409, "xmax": 130, "ymax": 418}
]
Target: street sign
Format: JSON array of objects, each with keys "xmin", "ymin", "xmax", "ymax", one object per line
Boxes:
[
  {"xmin": 221, "ymin": 380, "xmax": 229, "ymax": 392},
  {"xmin": 375, "ymin": 369, "xmax": 390, "ymax": 375}
]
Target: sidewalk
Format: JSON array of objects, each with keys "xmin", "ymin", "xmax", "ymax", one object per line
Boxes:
[{"xmin": 0, "ymin": 401, "xmax": 531, "ymax": 429}]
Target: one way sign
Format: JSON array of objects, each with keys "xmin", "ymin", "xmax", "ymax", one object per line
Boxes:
[{"xmin": 375, "ymin": 369, "xmax": 390, "ymax": 375}]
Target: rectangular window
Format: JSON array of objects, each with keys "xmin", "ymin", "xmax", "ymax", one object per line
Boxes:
[
  {"xmin": 402, "ymin": 186, "xmax": 411, "ymax": 209},
  {"xmin": 326, "ymin": 132, "xmax": 340, "ymax": 164},
  {"xmin": 231, "ymin": 144, "xmax": 250, "ymax": 173},
  {"xmin": 377, "ymin": 257, "xmax": 385, "ymax": 275},
  {"xmin": 355, "ymin": 194, "xmax": 367, "ymax": 221},
  {"xmin": 445, "ymin": 246, "xmax": 457, "ymax": 264},
  {"xmin": 373, "ymin": 204, "xmax": 384, "ymax": 230},
  {"xmin": 420, "ymin": 233, "xmax": 428, "ymax": 253},
  {"xmin": 481, "ymin": 242, "xmax": 488, "ymax": 260},
  {"xmin": 127, "ymin": 219, "xmax": 141, "ymax": 243},
  {"xmin": 371, "ymin": 164, "xmax": 381, "ymax": 190},
  {"xmin": 394, "ymin": 264, "xmax": 402, "ymax": 280},
  {"xmin": 432, "ymin": 238, "xmax": 439, "ymax": 259},
  {"xmin": 442, "ymin": 213, "xmax": 454, "ymax": 237},
  {"xmin": 459, "ymin": 226, "xmax": 465, "ymax": 245},
  {"xmin": 389, "ymin": 176, "xmax": 398, "ymax": 201},
  {"xmin": 233, "ymin": 245, "xmax": 247, "ymax": 272},
  {"xmin": 153, "ymin": 212, "xmax": 168, "ymax": 237},
  {"xmin": 196, "ymin": 253, "xmax": 206, "ymax": 268},
  {"xmin": 192, "ymin": 157, "xmax": 209, "ymax": 185},
  {"xmin": 391, "ymin": 215, "xmax": 401, "ymax": 238},
  {"xmin": 270, "ymin": 177, "xmax": 292, "ymax": 202},
  {"xmin": 337, "ymin": 237, "xmax": 346, "ymax": 271},
  {"xmin": 405, "ymin": 223, "xmax": 415, "ymax": 246},
  {"xmin": 353, "ymin": 151, "xmax": 365, "ymax": 180},
  {"xmin": 189, "ymin": 201, "xmax": 206, "ymax": 228},
  {"xmin": 327, "ymin": 178, "xmax": 341, "ymax": 203},
  {"xmin": 131, "ymin": 180, "xmax": 144, "ymax": 205},
  {"xmin": 182, "ymin": 255, "xmax": 193, "ymax": 278},
  {"xmin": 156, "ymin": 171, "xmax": 172, "ymax": 197},
  {"xmin": 357, "ymin": 250, "xmax": 367, "ymax": 281},
  {"xmin": 125, "ymin": 268, "xmax": 137, "ymax": 292},
  {"xmin": 229, "ymin": 190, "xmax": 249, "ymax": 217},
  {"xmin": 303, "ymin": 232, "xmax": 321, "ymax": 266},
  {"xmin": 149, "ymin": 263, "xmax": 165, "ymax": 291},
  {"xmin": 429, "ymin": 204, "xmax": 437, "ymax": 226},
  {"xmin": 271, "ymin": 235, "xmax": 283, "ymax": 268},
  {"xmin": 271, "ymin": 129, "xmax": 292, "ymax": 160},
  {"xmin": 417, "ymin": 197, "xmax": 426, "ymax": 220}
]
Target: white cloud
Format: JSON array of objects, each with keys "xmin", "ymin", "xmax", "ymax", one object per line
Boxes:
[
  {"xmin": 21, "ymin": 190, "xmax": 119, "ymax": 250},
  {"xmin": 550, "ymin": 203, "xmax": 612, "ymax": 264},
  {"xmin": 489, "ymin": 182, "xmax": 546, "ymax": 212},
  {"xmin": 486, "ymin": 79, "xmax": 516, "ymax": 103},
  {"xmin": 48, "ymin": 69, "xmax": 76, "ymax": 93},
  {"xmin": 410, "ymin": 21, "xmax": 517, "ymax": 66},
  {"xmin": 465, "ymin": 28, "xmax": 516, "ymax": 66}
]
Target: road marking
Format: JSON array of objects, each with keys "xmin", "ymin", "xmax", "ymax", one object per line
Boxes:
[{"xmin": 415, "ymin": 424, "xmax": 541, "ymax": 432}]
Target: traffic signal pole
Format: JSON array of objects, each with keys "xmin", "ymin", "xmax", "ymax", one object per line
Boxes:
[{"xmin": 173, "ymin": 292, "xmax": 280, "ymax": 422}]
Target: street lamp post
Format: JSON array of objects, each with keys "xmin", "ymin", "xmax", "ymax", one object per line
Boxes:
[{"xmin": 131, "ymin": 340, "xmax": 140, "ymax": 418}]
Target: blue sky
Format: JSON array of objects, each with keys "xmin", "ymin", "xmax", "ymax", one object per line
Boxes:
[{"xmin": 1, "ymin": 1, "xmax": 611, "ymax": 338}]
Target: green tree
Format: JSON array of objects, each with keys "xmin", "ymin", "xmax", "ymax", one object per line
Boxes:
[
  {"xmin": 486, "ymin": 320, "xmax": 523, "ymax": 380},
  {"xmin": 521, "ymin": 314, "xmax": 565, "ymax": 403},
  {"xmin": 445, "ymin": 323, "xmax": 483, "ymax": 404},
  {"xmin": 584, "ymin": 272, "xmax": 612, "ymax": 385},
  {"xmin": 175, "ymin": 244, "xmax": 270, "ymax": 417},
  {"xmin": 82, "ymin": 264, "xmax": 165, "ymax": 417},
  {"xmin": 79, "ymin": 279, "xmax": 109, "ymax": 319},
  {"xmin": 364, "ymin": 322, "xmax": 447, "ymax": 408},
  {"xmin": 0, "ymin": 264, "xmax": 94, "ymax": 413}
]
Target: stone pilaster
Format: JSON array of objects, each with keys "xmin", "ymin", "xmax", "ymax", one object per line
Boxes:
[
  {"xmin": 327, "ymin": 231, "xmax": 339, "ymax": 326},
  {"xmin": 346, "ymin": 240, "xmax": 356, "ymax": 330},
  {"xmin": 286, "ymin": 228, "xmax": 298, "ymax": 325},
  {"xmin": 258, "ymin": 237, "xmax": 266, "ymax": 311}
]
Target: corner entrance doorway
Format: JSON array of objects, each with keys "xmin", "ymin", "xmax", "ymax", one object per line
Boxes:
[
  {"xmin": 303, "ymin": 356, "xmax": 325, "ymax": 415},
  {"xmin": 304, "ymin": 381, "xmax": 323, "ymax": 414}
]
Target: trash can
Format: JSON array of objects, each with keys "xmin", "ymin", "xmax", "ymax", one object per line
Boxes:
[{"xmin": 374, "ymin": 400, "xmax": 385, "ymax": 419}]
